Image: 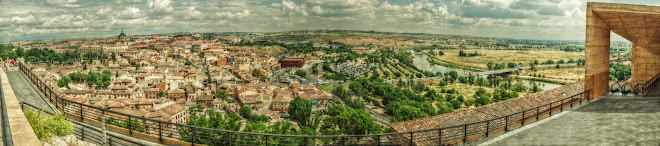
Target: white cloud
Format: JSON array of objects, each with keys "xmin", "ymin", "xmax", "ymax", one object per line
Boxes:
[
  {"xmin": 3, "ymin": 0, "xmax": 660, "ymax": 42},
  {"xmin": 118, "ymin": 6, "xmax": 144, "ymax": 19},
  {"xmin": 149, "ymin": 0, "xmax": 173, "ymax": 14},
  {"xmin": 311, "ymin": 6, "xmax": 323, "ymax": 14},
  {"xmin": 279, "ymin": 0, "xmax": 309, "ymax": 16},
  {"xmin": 215, "ymin": 10, "xmax": 251, "ymax": 19},
  {"xmin": 114, "ymin": 0, "xmax": 145, "ymax": 5}
]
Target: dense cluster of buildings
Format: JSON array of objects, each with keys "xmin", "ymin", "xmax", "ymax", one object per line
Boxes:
[{"xmin": 21, "ymin": 31, "xmax": 333, "ymax": 126}]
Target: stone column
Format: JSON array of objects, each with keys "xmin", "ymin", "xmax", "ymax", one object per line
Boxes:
[
  {"xmin": 631, "ymin": 44, "xmax": 660, "ymax": 86},
  {"xmin": 585, "ymin": 4, "xmax": 610, "ymax": 99}
]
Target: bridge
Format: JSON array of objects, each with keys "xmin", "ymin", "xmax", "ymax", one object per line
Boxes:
[
  {"xmin": 385, "ymin": 63, "xmax": 578, "ymax": 83},
  {"xmin": 474, "ymin": 63, "xmax": 578, "ymax": 76}
]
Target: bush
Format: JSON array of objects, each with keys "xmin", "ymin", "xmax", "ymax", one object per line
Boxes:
[{"xmin": 25, "ymin": 109, "xmax": 74, "ymax": 140}]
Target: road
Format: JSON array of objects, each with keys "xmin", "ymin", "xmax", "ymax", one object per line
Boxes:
[{"xmin": 364, "ymin": 104, "xmax": 391, "ymax": 125}]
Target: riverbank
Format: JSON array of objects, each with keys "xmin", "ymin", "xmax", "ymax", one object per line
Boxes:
[
  {"xmin": 426, "ymin": 57, "xmax": 483, "ymax": 72},
  {"xmin": 511, "ymin": 75, "xmax": 577, "ymax": 85}
]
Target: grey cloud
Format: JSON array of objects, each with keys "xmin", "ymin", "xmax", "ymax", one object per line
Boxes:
[
  {"xmin": 1, "ymin": 0, "xmax": 659, "ymax": 42},
  {"xmin": 113, "ymin": 0, "xmax": 146, "ymax": 5}
]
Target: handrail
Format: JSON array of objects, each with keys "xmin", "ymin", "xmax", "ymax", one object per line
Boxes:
[
  {"xmin": 1, "ymin": 69, "xmax": 14, "ymax": 146},
  {"xmin": 610, "ymin": 81, "xmax": 633, "ymax": 93},
  {"xmin": 633, "ymin": 72, "xmax": 660, "ymax": 95},
  {"xmin": 19, "ymin": 102, "xmax": 147, "ymax": 146},
  {"xmin": 17, "ymin": 62, "xmax": 591, "ymax": 145}
]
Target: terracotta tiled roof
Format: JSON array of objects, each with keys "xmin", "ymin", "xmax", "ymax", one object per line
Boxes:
[
  {"xmin": 197, "ymin": 95, "xmax": 214, "ymax": 101},
  {"xmin": 390, "ymin": 81, "xmax": 586, "ymax": 133},
  {"xmin": 297, "ymin": 90, "xmax": 331, "ymax": 101},
  {"xmin": 160, "ymin": 104, "xmax": 185, "ymax": 115},
  {"xmin": 390, "ymin": 109, "xmax": 494, "ymax": 132}
]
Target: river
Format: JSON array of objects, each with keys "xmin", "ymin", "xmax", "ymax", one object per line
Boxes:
[{"xmin": 411, "ymin": 53, "xmax": 561, "ymax": 91}]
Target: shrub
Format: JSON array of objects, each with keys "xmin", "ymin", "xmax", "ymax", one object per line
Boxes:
[{"xmin": 25, "ymin": 109, "xmax": 74, "ymax": 140}]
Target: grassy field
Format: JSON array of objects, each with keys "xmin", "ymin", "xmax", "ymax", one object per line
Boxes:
[
  {"xmin": 424, "ymin": 81, "xmax": 529, "ymax": 110},
  {"xmin": 319, "ymin": 84, "xmax": 348, "ymax": 91},
  {"xmin": 433, "ymin": 49, "xmax": 584, "ymax": 70},
  {"xmin": 525, "ymin": 66, "xmax": 585, "ymax": 81},
  {"xmin": 424, "ymin": 80, "xmax": 529, "ymax": 99}
]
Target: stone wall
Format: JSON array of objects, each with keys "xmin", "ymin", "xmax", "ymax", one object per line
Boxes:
[
  {"xmin": 631, "ymin": 44, "xmax": 660, "ymax": 85},
  {"xmin": 585, "ymin": 3, "xmax": 611, "ymax": 99}
]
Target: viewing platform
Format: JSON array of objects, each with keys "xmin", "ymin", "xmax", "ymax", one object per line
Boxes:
[{"xmin": 475, "ymin": 86, "xmax": 660, "ymax": 145}]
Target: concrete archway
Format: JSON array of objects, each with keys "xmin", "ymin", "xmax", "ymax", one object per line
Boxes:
[{"xmin": 585, "ymin": 2, "xmax": 660, "ymax": 98}]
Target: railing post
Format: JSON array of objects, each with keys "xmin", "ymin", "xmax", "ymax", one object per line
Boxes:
[
  {"xmin": 227, "ymin": 132, "xmax": 232, "ymax": 145},
  {"xmin": 265, "ymin": 135, "xmax": 269, "ymax": 146},
  {"xmin": 304, "ymin": 137, "xmax": 309, "ymax": 146},
  {"xmin": 54, "ymin": 95, "xmax": 58, "ymax": 109},
  {"xmin": 560, "ymin": 100, "xmax": 564, "ymax": 112},
  {"xmin": 463, "ymin": 125, "xmax": 468, "ymax": 142},
  {"xmin": 486, "ymin": 121, "xmax": 490, "ymax": 137},
  {"xmin": 410, "ymin": 132, "xmax": 414, "ymax": 145},
  {"xmin": 549, "ymin": 104, "xmax": 553, "ymax": 116},
  {"xmin": 505, "ymin": 116, "xmax": 508, "ymax": 132},
  {"xmin": 80, "ymin": 103, "xmax": 84, "ymax": 122},
  {"xmin": 128, "ymin": 116, "xmax": 132, "ymax": 135},
  {"xmin": 159, "ymin": 121, "xmax": 162, "ymax": 142},
  {"xmin": 522, "ymin": 111, "xmax": 525, "ymax": 125},
  {"xmin": 536, "ymin": 107, "xmax": 539, "ymax": 120},
  {"xmin": 438, "ymin": 129, "xmax": 442, "ymax": 145},
  {"xmin": 376, "ymin": 135, "xmax": 381, "ymax": 146},
  {"xmin": 81, "ymin": 126, "xmax": 85, "ymax": 141},
  {"xmin": 340, "ymin": 136, "xmax": 345, "ymax": 145},
  {"xmin": 191, "ymin": 127, "xmax": 195, "ymax": 146}
]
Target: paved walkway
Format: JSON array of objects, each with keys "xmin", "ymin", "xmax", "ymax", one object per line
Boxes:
[
  {"xmin": 0, "ymin": 69, "xmax": 41, "ymax": 145},
  {"xmin": 477, "ymin": 94, "xmax": 660, "ymax": 145},
  {"xmin": 644, "ymin": 80, "xmax": 660, "ymax": 96},
  {"xmin": 5, "ymin": 70, "xmax": 54, "ymax": 113}
]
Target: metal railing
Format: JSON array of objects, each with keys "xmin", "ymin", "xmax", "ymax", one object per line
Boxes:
[
  {"xmin": 609, "ymin": 72, "xmax": 660, "ymax": 95},
  {"xmin": 1, "ymin": 71, "xmax": 13, "ymax": 146},
  {"xmin": 18, "ymin": 62, "xmax": 591, "ymax": 145},
  {"xmin": 19, "ymin": 102, "xmax": 146, "ymax": 146},
  {"xmin": 633, "ymin": 72, "xmax": 660, "ymax": 95},
  {"xmin": 610, "ymin": 81, "xmax": 633, "ymax": 93}
]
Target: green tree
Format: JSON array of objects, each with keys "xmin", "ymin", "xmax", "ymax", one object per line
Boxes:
[
  {"xmin": 288, "ymin": 97, "xmax": 312, "ymax": 128},
  {"xmin": 57, "ymin": 76, "xmax": 71, "ymax": 88},
  {"xmin": 295, "ymin": 70, "xmax": 308, "ymax": 78},
  {"xmin": 251, "ymin": 69, "xmax": 261, "ymax": 78},
  {"xmin": 179, "ymin": 111, "xmax": 241, "ymax": 145},
  {"xmin": 512, "ymin": 82, "xmax": 528, "ymax": 92},
  {"xmin": 436, "ymin": 102, "xmax": 454, "ymax": 114},
  {"xmin": 322, "ymin": 105, "xmax": 385, "ymax": 135},
  {"xmin": 216, "ymin": 89, "xmax": 229, "ymax": 100},
  {"xmin": 507, "ymin": 62, "xmax": 516, "ymax": 68}
]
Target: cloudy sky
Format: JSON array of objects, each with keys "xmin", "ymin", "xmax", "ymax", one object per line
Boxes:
[{"xmin": 1, "ymin": 0, "xmax": 658, "ymax": 42}]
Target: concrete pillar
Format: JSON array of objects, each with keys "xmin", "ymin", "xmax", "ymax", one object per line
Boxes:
[
  {"xmin": 631, "ymin": 44, "xmax": 660, "ymax": 86},
  {"xmin": 585, "ymin": 4, "xmax": 611, "ymax": 99}
]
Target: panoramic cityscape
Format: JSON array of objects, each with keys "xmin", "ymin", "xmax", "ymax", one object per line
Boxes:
[{"xmin": 0, "ymin": 0, "xmax": 658, "ymax": 146}]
